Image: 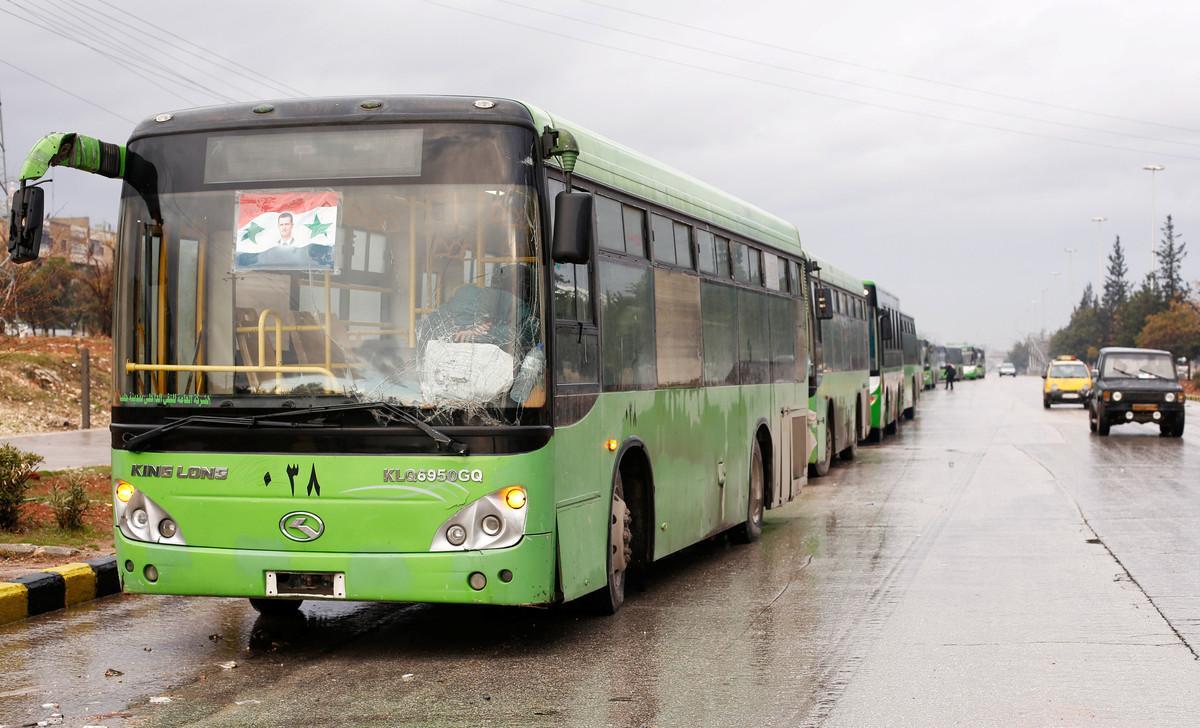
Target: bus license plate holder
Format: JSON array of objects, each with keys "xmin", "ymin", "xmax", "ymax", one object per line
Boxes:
[
  {"xmin": 265, "ymin": 571, "xmax": 346, "ymax": 598},
  {"xmin": 1132, "ymin": 404, "xmax": 1158, "ymax": 412}
]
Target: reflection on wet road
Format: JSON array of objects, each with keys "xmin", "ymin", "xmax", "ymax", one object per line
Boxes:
[{"xmin": 4, "ymin": 377, "xmax": 1200, "ymax": 727}]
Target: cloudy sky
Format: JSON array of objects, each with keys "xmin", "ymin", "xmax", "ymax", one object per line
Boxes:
[{"xmin": 3, "ymin": 0, "xmax": 1198, "ymax": 351}]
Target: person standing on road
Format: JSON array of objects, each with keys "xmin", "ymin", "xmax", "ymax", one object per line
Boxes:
[{"xmin": 944, "ymin": 362, "xmax": 957, "ymax": 390}]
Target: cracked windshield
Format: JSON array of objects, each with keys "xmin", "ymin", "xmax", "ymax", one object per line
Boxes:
[{"xmin": 113, "ymin": 124, "xmax": 545, "ymax": 418}]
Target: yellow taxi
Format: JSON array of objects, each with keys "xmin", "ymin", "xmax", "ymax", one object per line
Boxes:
[{"xmin": 1043, "ymin": 355, "xmax": 1092, "ymax": 408}]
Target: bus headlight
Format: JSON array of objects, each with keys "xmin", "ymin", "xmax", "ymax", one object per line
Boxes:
[
  {"xmin": 115, "ymin": 480, "xmax": 135, "ymax": 503},
  {"xmin": 1112, "ymin": 391, "xmax": 1123, "ymax": 402},
  {"xmin": 114, "ymin": 485, "xmax": 186, "ymax": 546},
  {"xmin": 1165, "ymin": 392, "xmax": 1176, "ymax": 403},
  {"xmin": 430, "ymin": 487, "xmax": 528, "ymax": 552}
]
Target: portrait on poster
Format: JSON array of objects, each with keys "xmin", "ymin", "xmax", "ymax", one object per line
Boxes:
[{"xmin": 234, "ymin": 191, "xmax": 340, "ymax": 271}]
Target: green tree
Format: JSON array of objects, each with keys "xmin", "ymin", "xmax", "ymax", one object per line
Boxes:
[
  {"xmin": 1050, "ymin": 307, "xmax": 1105, "ymax": 360},
  {"xmin": 1101, "ymin": 236, "xmax": 1129, "ymax": 310},
  {"xmin": 1157, "ymin": 215, "xmax": 1188, "ymax": 303},
  {"xmin": 23, "ymin": 258, "xmax": 78, "ymax": 335},
  {"xmin": 1136, "ymin": 300, "xmax": 1200, "ymax": 359},
  {"xmin": 1113, "ymin": 274, "xmax": 1166, "ymax": 347},
  {"xmin": 1005, "ymin": 339, "xmax": 1032, "ymax": 372}
]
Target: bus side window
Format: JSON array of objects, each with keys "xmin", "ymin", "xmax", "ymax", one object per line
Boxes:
[{"xmin": 550, "ymin": 177, "xmax": 598, "ymax": 389}]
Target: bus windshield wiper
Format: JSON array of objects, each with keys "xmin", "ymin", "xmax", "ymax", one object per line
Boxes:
[
  {"xmin": 124, "ymin": 414, "xmax": 329, "ymax": 452},
  {"xmin": 252, "ymin": 402, "xmax": 468, "ymax": 455}
]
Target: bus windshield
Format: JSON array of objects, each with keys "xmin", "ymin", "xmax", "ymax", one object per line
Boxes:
[{"xmin": 114, "ymin": 123, "xmax": 545, "ymax": 419}]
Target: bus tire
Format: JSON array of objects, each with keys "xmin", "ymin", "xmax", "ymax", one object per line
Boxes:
[
  {"xmin": 904, "ymin": 379, "xmax": 916, "ymax": 419},
  {"xmin": 732, "ymin": 438, "xmax": 765, "ymax": 544},
  {"xmin": 884, "ymin": 393, "xmax": 898, "ymax": 435},
  {"xmin": 592, "ymin": 470, "xmax": 634, "ymax": 615},
  {"xmin": 249, "ymin": 598, "xmax": 303, "ymax": 617},
  {"xmin": 810, "ymin": 413, "xmax": 833, "ymax": 478},
  {"xmin": 840, "ymin": 402, "xmax": 860, "ymax": 460}
]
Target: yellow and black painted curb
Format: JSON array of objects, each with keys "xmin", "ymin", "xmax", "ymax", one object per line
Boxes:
[{"xmin": 0, "ymin": 557, "xmax": 119, "ymax": 626}]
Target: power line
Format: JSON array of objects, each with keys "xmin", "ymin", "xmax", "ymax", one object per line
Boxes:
[
  {"xmin": 494, "ymin": 0, "xmax": 1200, "ymax": 151},
  {"xmin": 425, "ymin": 0, "xmax": 1200, "ymax": 161},
  {"xmin": 92, "ymin": 0, "xmax": 308, "ymax": 99},
  {"xmin": 53, "ymin": 0, "xmax": 267, "ymax": 100},
  {"xmin": 0, "ymin": 3, "xmax": 214, "ymax": 106},
  {"xmin": 6, "ymin": 0, "xmax": 238, "ymax": 104},
  {"xmin": 0, "ymin": 55, "xmax": 137, "ymax": 124},
  {"xmin": 579, "ymin": 0, "xmax": 1200, "ymax": 136}
]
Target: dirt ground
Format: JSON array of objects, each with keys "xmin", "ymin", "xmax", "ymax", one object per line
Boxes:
[
  {"xmin": 0, "ymin": 335, "xmax": 112, "ymax": 436},
  {"xmin": 0, "ymin": 465, "xmax": 114, "ymax": 579}
]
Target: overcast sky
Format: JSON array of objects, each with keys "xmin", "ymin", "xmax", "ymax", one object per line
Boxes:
[{"xmin": 3, "ymin": 0, "xmax": 1198, "ymax": 351}]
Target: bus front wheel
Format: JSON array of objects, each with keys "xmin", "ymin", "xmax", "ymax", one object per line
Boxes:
[
  {"xmin": 732, "ymin": 439, "xmax": 765, "ymax": 544},
  {"xmin": 594, "ymin": 471, "xmax": 633, "ymax": 615}
]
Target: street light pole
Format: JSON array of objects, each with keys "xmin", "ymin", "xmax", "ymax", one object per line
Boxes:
[
  {"xmin": 1143, "ymin": 164, "xmax": 1165, "ymax": 279},
  {"xmin": 1064, "ymin": 247, "xmax": 1078, "ymax": 300},
  {"xmin": 1091, "ymin": 216, "xmax": 1107, "ymax": 294}
]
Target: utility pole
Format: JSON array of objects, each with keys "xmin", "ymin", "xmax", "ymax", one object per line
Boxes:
[
  {"xmin": 1091, "ymin": 216, "xmax": 1106, "ymax": 292},
  {"xmin": 1063, "ymin": 247, "xmax": 1078, "ymax": 301},
  {"xmin": 0, "ymin": 91, "xmax": 9, "ymax": 219},
  {"xmin": 1143, "ymin": 164, "xmax": 1165, "ymax": 279}
]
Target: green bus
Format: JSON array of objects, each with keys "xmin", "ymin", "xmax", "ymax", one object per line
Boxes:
[
  {"xmin": 806, "ymin": 258, "xmax": 870, "ymax": 476},
  {"xmin": 10, "ymin": 96, "xmax": 816, "ymax": 614},
  {"xmin": 970, "ymin": 347, "xmax": 987, "ymax": 379},
  {"xmin": 920, "ymin": 339, "xmax": 944, "ymax": 390},
  {"xmin": 864, "ymin": 282, "xmax": 919, "ymax": 440},
  {"xmin": 944, "ymin": 344, "xmax": 984, "ymax": 380},
  {"xmin": 957, "ymin": 345, "xmax": 986, "ymax": 380}
]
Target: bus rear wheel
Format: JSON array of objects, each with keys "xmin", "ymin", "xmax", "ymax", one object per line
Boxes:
[
  {"xmin": 810, "ymin": 417, "xmax": 832, "ymax": 477},
  {"xmin": 732, "ymin": 439, "xmax": 765, "ymax": 544},
  {"xmin": 249, "ymin": 598, "xmax": 303, "ymax": 617},
  {"xmin": 840, "ymin": 404, "xmax": 860, "ymax": 461}
]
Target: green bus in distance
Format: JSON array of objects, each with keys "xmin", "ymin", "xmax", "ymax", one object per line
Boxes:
[
  {"xmin": 864, "ymin": 282, "xmax": 919, "ymax": 440},
  {"xmin": 11, "ymin": 96, "xmax": 820, "ymax": 614},
  {"xmin": 806, "ymin": 257, "xmax": 870, "ymax": 476}
]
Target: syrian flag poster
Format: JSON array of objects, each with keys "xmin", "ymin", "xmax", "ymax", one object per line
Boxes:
[{"xmin": 234, "ymin": 190, "xmax": 340, "ymax": 271}]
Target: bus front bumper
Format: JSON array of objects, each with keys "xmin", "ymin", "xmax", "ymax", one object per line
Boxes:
[{"xmin": 116, "ymin": 531, "xmax": 556, "ymax": 605}]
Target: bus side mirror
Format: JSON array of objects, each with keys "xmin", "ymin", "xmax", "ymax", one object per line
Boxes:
[
  {"xmin": 7, "ymin": 185, "xmax": 45, "ymax": 264},
  {"xmin": 879, "ymin": 315, "xmax": 894, "ymax": 340},
  {"xmin": 814, "ymin": 287, "xmax": 833, "ymax": 320},
  {"xmin": 552, "ymin": 191, "xmax": 593, "ymax": 265}
]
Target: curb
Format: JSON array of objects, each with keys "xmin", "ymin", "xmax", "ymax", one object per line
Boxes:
[{"xmin": 0, "ymin": 556, "xmax": 120, "ymax": 626}]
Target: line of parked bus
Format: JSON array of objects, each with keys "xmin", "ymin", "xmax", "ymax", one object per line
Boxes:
[
  {"xmin": 805, "ymin": 261, "xmax": 922, "ymax": 478},
  {"xmin": 12, "ymin": 95, "xmax": 935, "ymax": 613}
]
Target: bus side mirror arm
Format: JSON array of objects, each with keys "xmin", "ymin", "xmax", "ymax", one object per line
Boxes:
[{"xmin": 9, "ymin": 131, "xmax": 127, "ymax": 264}]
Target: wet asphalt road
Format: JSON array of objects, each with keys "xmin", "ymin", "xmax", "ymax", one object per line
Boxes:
[
  {"xmin": 0, "ymin": 429, "xmax": 110, "ymax": 470},
  {"xmin": 4, "ymin": 376, "xmax": 1200, "ymax": 727}
]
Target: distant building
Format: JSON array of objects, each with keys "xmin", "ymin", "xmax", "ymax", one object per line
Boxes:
[{"xmin": 39, "ymin": 217, "xmax": 115, "ymax": 267}]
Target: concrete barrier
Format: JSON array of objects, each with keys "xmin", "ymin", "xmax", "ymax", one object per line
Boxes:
[{"xmin": 0, "ymin": 557, "xmax": 120, "ymax": 625}]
